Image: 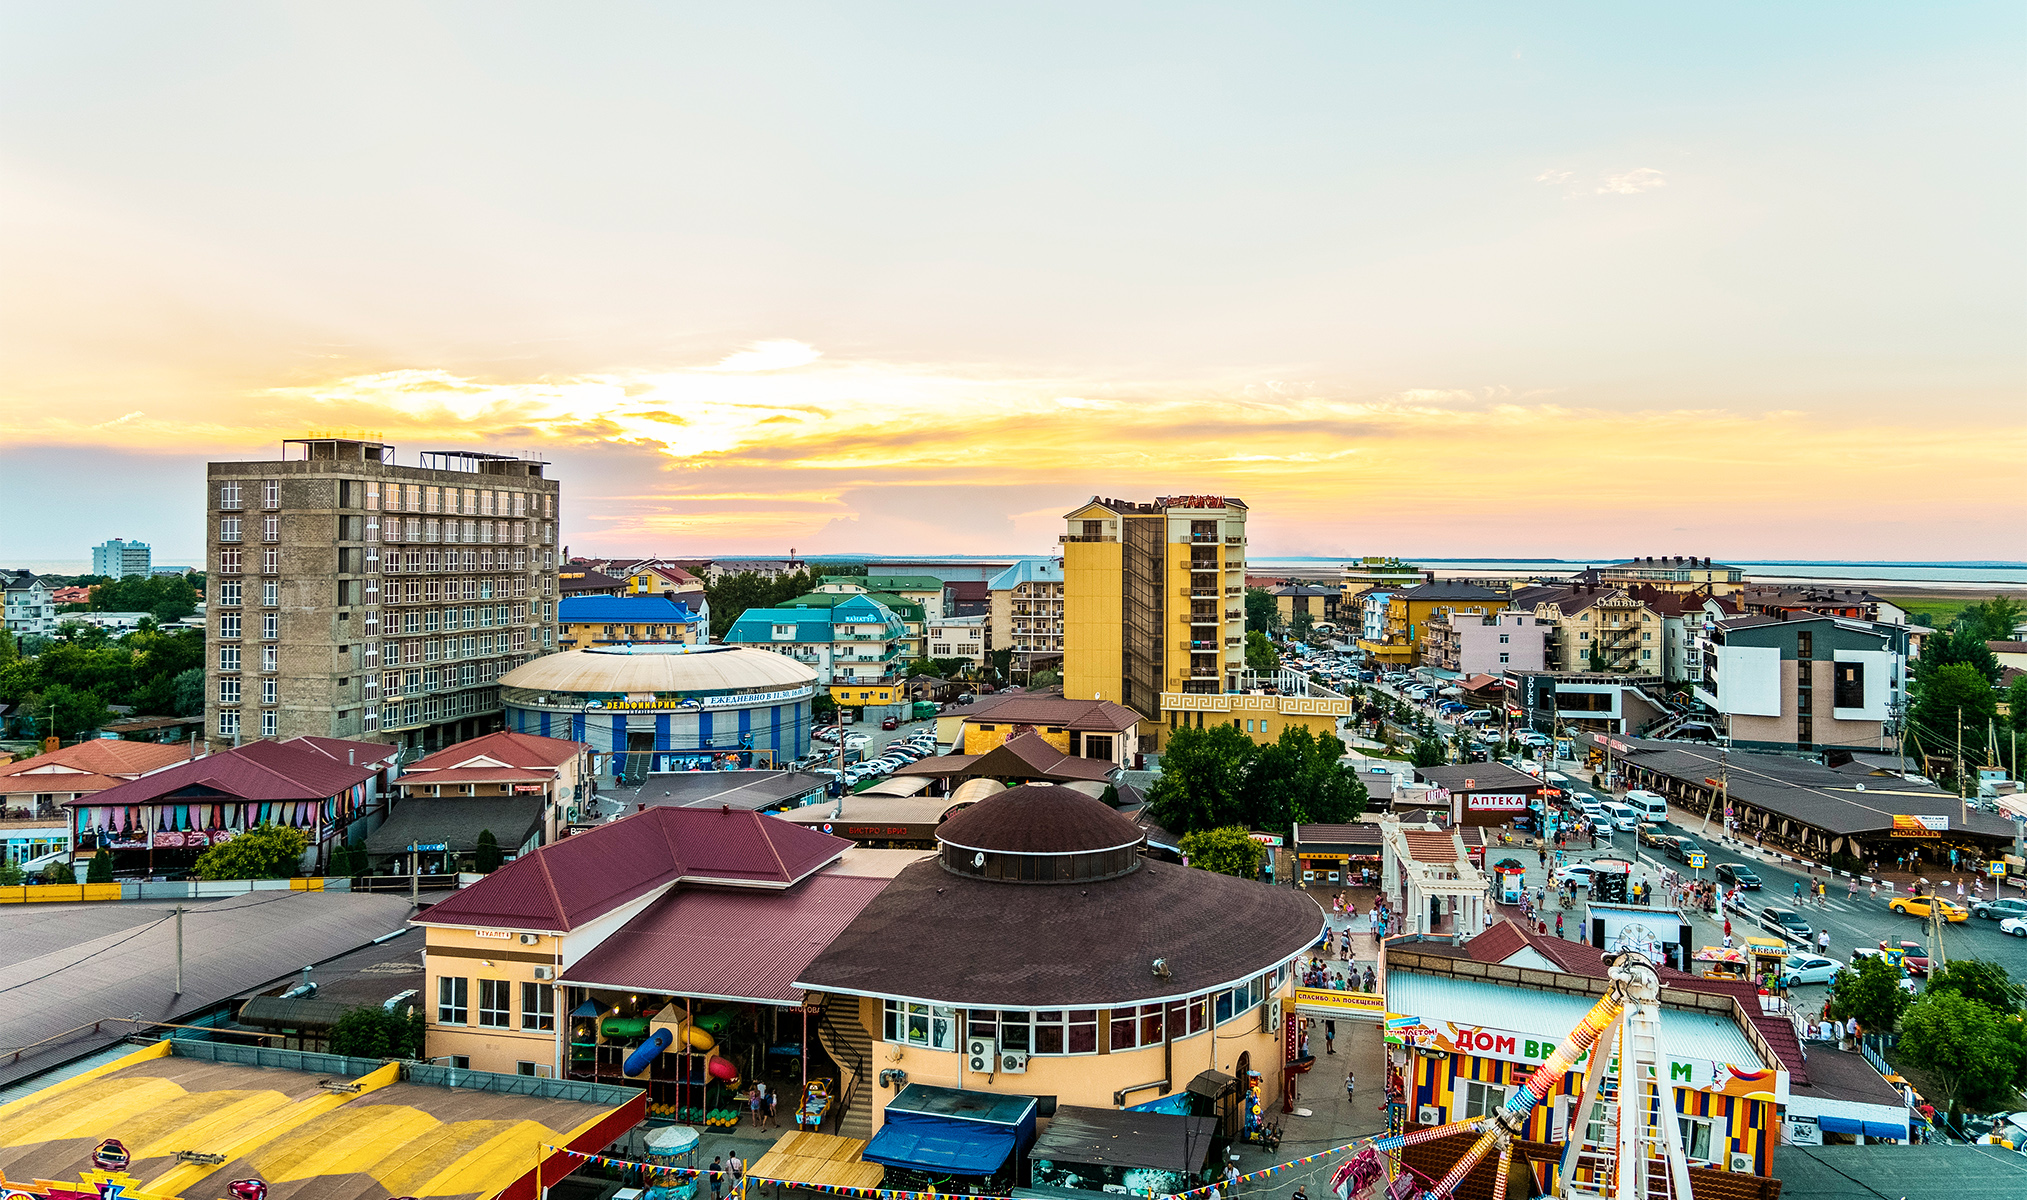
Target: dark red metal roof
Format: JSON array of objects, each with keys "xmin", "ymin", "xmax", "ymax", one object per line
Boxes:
[
  {"xmin": 560, "ymin": 872, "xmax": 894, "ymax": 1001},
  {"xmin": 937, "ymin": 784, "xmax": 1143, "ymax": 854},
  {"xmin": 417, "ymin": 807, "xmax": 853, "ymax": 932},
  {"xmin": 407, "ymin": 730, "xmax": 588, "ymax": 771},
  {"xmin": 67, "ymin": 737, "xmax": 387, "ymax": 808}
]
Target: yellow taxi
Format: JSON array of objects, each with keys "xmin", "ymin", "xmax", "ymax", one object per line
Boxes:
[{"xmin": 1887, "ymin": 895, "xmax": 1969, "ymax": 923}]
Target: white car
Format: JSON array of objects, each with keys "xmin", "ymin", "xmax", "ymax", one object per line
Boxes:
[
  {"xmin": 1778, "ymin": 954, "xmax": 1843, "ymax": 987},
  {"xmin": 1555, "ymin": 864, "xmax": 1596, "ymax": 889},
  {"xmin": 2001, "ymin": 917, "xmax": 2027, "ymax": 938}
]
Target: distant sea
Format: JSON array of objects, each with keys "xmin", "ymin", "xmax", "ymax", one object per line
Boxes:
[{"xmin": 1248, "ymin": 558, "xmax": 2027, "ymax": 591}]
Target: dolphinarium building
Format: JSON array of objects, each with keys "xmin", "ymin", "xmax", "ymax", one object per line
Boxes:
[{"xmin": 498, "ymin": 643, "xmax": 819, "ymax": 773}]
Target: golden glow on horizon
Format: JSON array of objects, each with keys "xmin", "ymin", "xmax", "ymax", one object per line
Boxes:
[{"xmin": 9, "ymin": 339, "xmax": 2021, "ymax": 558}]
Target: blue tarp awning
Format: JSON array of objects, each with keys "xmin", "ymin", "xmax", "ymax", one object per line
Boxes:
[
  {"xmin": 1815, "ymin": 1114, "xmax": 1908, "ymax": 1140},
  {"xmin": 864, "ymin": 1114, "xmax": 1017, "ymax": 1176}
]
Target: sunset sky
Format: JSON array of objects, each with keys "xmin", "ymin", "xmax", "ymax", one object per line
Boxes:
[{"xmin": 3, "ymin": 4, "xmax": 2022, "ymax": 564}]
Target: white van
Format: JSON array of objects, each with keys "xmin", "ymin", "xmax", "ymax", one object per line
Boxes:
[
  {"xmin": 1601, "ymin": 801, "xmax": 1640, "ymax": 831},
  {"xmin": 1626, "ymin": 789, "xmax": 1670, "ymax": 822}
]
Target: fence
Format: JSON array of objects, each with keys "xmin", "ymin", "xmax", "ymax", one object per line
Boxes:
[{"xmin": 0, "ymin": 876, "xmax": 351, "ymax": 905}]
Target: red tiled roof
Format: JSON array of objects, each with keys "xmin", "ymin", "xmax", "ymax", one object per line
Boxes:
[
  {"xmin": 416, "ymin": 807, "xmax": 853, "ymax": 933},
  {"xmin": 0, "ymin": 739, "xmax": 189, "ymax": 780},
  {"xmin": 64, "ymin": 737, "xmax": 385, "ymax": 808},
  {"xmin": 0, "ymin": 772, "xmax": 128, "ymax": 796},
  {"xmin": 963, "ymin": 697, "xmax": 1141, "ymax": 733},
  {"xmin": 407, "ymin": 730, "xmax": 587, "ymax": 772},
  {"xmin": 560, "ymin": 872, "xmax": 893, "ymax": 1002},
  {"xmin": 1403, "ymin": 830, "xmax": 1463, "ymax": 865}
]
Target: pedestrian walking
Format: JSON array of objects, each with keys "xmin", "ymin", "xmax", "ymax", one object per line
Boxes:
[
  {"xmin": 1793, "ymin": 881, "xmax": 1802, "ymax": 899},
  {"xmin": 709, "ymin": 1157, "xmax": 724, "ymax": 1200},
  {"xmin": 729, "ymin": 1153, "xmax": 746, "ymax": 1196},
  {"xmin": 767, "ymin": 1089, "xmax": 779, "ymax": 1129},
  {"xmin": 1869, "ymin": 881, "xmax": 1879, "ymax": 900},
  {"xmin": 1346, "ymin": 1068, "xmax": 1356, "ymax": 1101},
  {"xmin": 1556, "ymin": 912, "xmax": 1565, "ymax": 939},
  {"xmin": 1224, "ymin": 1160, "xmax": 1241, "ymax": 1196},
  {"xmin": 1816, "ymin": 930, "xmax": 1830, "ymax": 955},
  {"xmin": 1325, "ymin": 1020, "xmax": 1337, "ymax": 1054},
  {"xmin": 749, "ymin": 1083, "xmax": 763, "ymax": 1126},
  {"xmin": 1847, "ymin": 879, "xmax": 1857, "ymax": 900}
]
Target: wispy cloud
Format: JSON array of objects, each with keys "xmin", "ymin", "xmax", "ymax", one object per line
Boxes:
[
  {"xmin": 1597, "ymin": 168, "xmax": 1667, "ymax": 195},
  {"xmin": 704, "ymin": 340, "xmax": 823, "ymax": 373},
  {"xmin": 1534, "ymin": 169, "xmax": 1572, "ymax": 185}
]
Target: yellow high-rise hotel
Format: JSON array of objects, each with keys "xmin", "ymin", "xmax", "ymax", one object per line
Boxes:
[{"xmin": 1060, "ymin": 495, "xmax": 1350, "ymax": 750}]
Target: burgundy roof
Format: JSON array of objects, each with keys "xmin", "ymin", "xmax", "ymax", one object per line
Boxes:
[
  {"xmin": 66, "ymin": 737, "xmax": 384, "ymax": 808},
  {"xmin": 398, "ymin": 767, "xmax": 551, "ymax": 785},
  {"xmin": 560, "ymin": 872, "xmax": 893, "ymax": 1001},
  {"xmin": 966, "ymin": 696, "xmax": 1141, "ymax": 732},
  {"xmin": 408, "ymin": 730, "xmax": 587, "ymax": 772},
  {"xmin": 937, "ymin": 784, "xmax": 1144, "ymax": 854},
  {"xmin": 417, "ymin": 807, "xmax": 853, "ymax": 932}
]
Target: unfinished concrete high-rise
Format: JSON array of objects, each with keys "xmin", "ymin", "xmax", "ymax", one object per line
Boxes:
[{"xmin": 205, "ymin": 437, "xmax": 562, "ymax": 757}]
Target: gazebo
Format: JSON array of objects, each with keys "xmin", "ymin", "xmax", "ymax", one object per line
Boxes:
[
  {"xmin": 1379, "ymin": 820, "xmax": 1492, "ymax": 938},
  {"xmin": 887, "ymin": 730, "xmax": 1119, "ymax": 787}
]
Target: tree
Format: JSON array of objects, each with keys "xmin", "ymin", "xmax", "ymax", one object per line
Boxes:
[
  {"xmin": 86, "ymin": 851, "xmax": 114, "ymax": 883},
  {"xmin": 26, "ymin": 684, "xmax": 112, "ymax": 740},
  {"xmin": 1587, "ymin": 640, "xmax": 1607, "ymax": 672},
  {"xmin": 1825, "ymin": 955, "xmax": 1911, "ymax": 1034},
  {"xmin": 1961, "ymin": 597, "xmax": 2026, "ymax": 643},
  {"xmin": 812, "ymin": 691, "xmax": 838, "ymax": 722},
  {"xmin": 168, "ymin": 667, "xmax": 206, "ymax": 717},
  {"xmin": 1248, "ymin": 726, "xmax": 1368, "ymax": 833},
  {"xmin": 1030, "ymin": 669, "xmax": 1061, "ymax": 688},
  {"xmin": 1910, "ymin": 662, "xmax": 2000, "ymax": 770},
  {"xmin": 1897, "ymin": 988, "xmax": 2027, "ymax": 1115},
  {"xmin": 2009, "ymin": 674, "xmax": 2027, "ymax": 741},
  {"xmin": 1179, "ymin": 826, "xmax": 1265, "ymax": 878},
  {"xmin": 37, "ymin": 860, "xmax": 74, "ymax": 884},
  {"xmin": 0, "ymin": 860, "xmax": 22, "ymax": 886},
  {"xmin": 1146, "ymin": 724, "xmax": 1258, "ymax": 835},
  {"xmin": 328, "ymin": 844, "xmax": 366, "ymax": 878},
  {"xmin": 473, "ymin": 829, "xmax": 503, "ymax": 873},
  {"xmin": 191, "ymin": 823, "xmax": 309, "ymax": 880},
  {"xmin": 1412, "ymin": 736, "xmax": 1448, "ymax": 768},
  {"xmin": 0, "ymin": 628, "xmax": 15, "ymax": 667},
  {"xmin": 1245, "ymin": 588, "xmax": 1279, "ymax": 635},
  {"xmin": 1245, "ymin": 631, "xmax": 1278, "ymax": 674},
  {"xmin": 330, "ymin": 1003, "xmax": 428, "ymax": 1059},
  {"xmin": 1924, "ymin": 959, "xmax": 2024, "ymax": 1015},
  {"xmin": 1290, "ymin": 610, "xmax": 1315, "ymax": 641}
]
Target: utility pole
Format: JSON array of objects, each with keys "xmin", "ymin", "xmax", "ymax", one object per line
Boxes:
[
  {"xmin": 1958, "ymin": 708, "xmax": 1968, "ymax": 829},
  {"xmin": 174, "ymin": 905, "xmax": 185, "ymax": 995}
]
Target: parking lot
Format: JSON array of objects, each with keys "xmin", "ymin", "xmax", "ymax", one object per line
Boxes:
[{"xmin": 802, "ymin": 715, "xmax": 943, "ymax": 789}]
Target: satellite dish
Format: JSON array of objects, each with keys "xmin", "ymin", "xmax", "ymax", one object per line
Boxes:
[{"xmin": 973, "ymin": 851, "xmax": 986, "ymax": 868}]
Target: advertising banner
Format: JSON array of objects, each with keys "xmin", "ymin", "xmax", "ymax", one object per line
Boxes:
[{"xmin": 1292, "ymin": 987, "xmax": 1386, "ymax": 1020}]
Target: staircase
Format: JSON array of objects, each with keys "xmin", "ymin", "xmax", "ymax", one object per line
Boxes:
[{"xmin": 815, "ymin": 996, "xmax": 874, "ymax": 1141}]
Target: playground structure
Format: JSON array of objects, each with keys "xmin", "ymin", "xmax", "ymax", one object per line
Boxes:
[{"xmin": 1357, "ymin": 949, "xmax": 1698, "ymax": 1200}]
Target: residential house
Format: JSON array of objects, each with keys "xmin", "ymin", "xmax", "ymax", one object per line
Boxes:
[
  {"xmin": 558, "ymin": 564, "xmax": 628, "ymax": 597},
  {"xmin": 1351, "ymin": 587, "xmax": 1396, "ymax": 645},
  {"xmin": 706, "ymin": 557, "xmax": 807, "ymax": 580},
  {"xmin": 1738, "ymin": 585, "xmax": 1906, "ymax": 626},
  {"xmin": 1269, "ymin": 583, "xmax": 1340, "ymax": 631},
  {"xmin": 723, "ymin": 594, "xmax": 912, "ymax": 720},
  {"xmin": 1694, "ymin": 615, "xmax": 1910, "ymax": 756},
  {"xmin": 1424, "ymin": 608, "xmax": 1546, "ymax": 675},
  {"xmin": 624, "ymin": 564, "xmax": 712, "ymax": 631},
  {"xmin": 987, "ymin": 558, "xmax": 1065, "ymax": 671},
  {"xmin": 366, "ymin": 730, "xmax": 592, "ymax": 865},
  {"xmin": 925, "ymin": 615, "xmax": 987, "ymax": 667},
  {"xmin": 0, "ymin": 739, "xmax": 194, "ymax": 868},
  {"xmin": 1, "ymin": 571, "xmax": 56, "ymax": 638},
  {"xmin": 1511, "ymin": 583, "xmax": 1665, "ymax": 674},
  {"xmin": 48, "ymin": 585, "xmax": 92, "ymax": 606},
  {"xmin": 66, "ymin": 736, "xmax": 399, "ymax": 874},
  {"xmin": 1338, "ymin": 556, "xmax": 1424, "ymax": 597},
  {"xmin": 1580, "ymin": 555, "xmax": 1745, "ymax": 596},
  {"xmin": 557, "ymin": 595, "xmax": 704, "ymax": 649},
  {"xmin": 1358, "ymin": 580, "xmax": 1506, "ymax": 666},
  {"xmin": 953, "ymin": 695, "xmax": 1142, "ymax": 768},
  {"xmin": 797, "ymin": 584, "xmax": 929, "ymax": 660}
]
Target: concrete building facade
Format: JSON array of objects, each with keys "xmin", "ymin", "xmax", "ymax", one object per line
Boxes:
[
  {"xmin": 204, "ymin": 437, "xmax": 561, "ymax": 755},
  {"xmin": 90, "ymin": 538, "xmax": 152, "ymax": 578},
  {"xmin": 1693, "ymin": 615, "xmax": 1909, "ymax": 756},
  {"xmin": 987, "ymin": 558, "xmax": 1064, "ymax": 672},
  {"xmin": 1061, "ymin": 494, "xmax": 1247, "ymax": 744}
]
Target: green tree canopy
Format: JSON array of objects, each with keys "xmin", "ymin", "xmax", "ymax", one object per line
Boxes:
[
  {"xmin": 24, "ymin": 684, "xmax": 113, "ymax": 740},
  {"xmin": 1179, "ymin": 826, "xmax": 1266, "ymax": 878},
  {"xmin": 1897, "ymin": 988, "xmax": 2027, "ymax": 1114},
  {"xmin": 0, "ymin": 860, "xmax": 22, "ymax": 887},
  {"xmin": 191, "ymin": 823, "xmax": 309, "ymax": 881},
  {"xmin": 1924, "ymin": 959, "xmax": 2024, "ymax": 1015},
  {"xmin": 704, "ymin": 564, "xmax": 858, "ymax": 639},
  {"xmin": 474, "ymin": 829, "xmax": 503, "ymax": 873},
  {"xmin": 1959, "ymin": 597, "xmax": 2026, "ymax": 643},
  {"xmin": 1412, "ymin": 736, "xmax": 1448, "ymax": 768},
  {"xmin": 1244, "ymin": 588, "xmax": 1278, "ymax": 635},
  {"xmin": 1909, "ymin": 662, "xmax": 2001, "ymax": 770},
  {"xmin": 1245, "ymin": 631, "xmax": 1278, "ymax": 674},
  {"xmin": 1825, "ymin": 955, "xmax": 1911, "ymax": 1034},
  {"xmin": 330, "ymin": 1003, "xmax": 428, "ymax": 1059},
  {"xmin": 86, "ymin": 851, "xmax": 114, "ymax": 884},
  {"xmin": 86, "ymin": 574, "xmax": 202, "ymax": 623},
  {"xmin": 1147, "ymin": 724, "xmax": 1366, "ymax": 839}
]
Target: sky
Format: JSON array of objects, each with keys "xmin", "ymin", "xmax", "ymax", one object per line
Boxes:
[{"xmin": 2, "ymin": 3, "xmax": 2023, "ymax": 565}]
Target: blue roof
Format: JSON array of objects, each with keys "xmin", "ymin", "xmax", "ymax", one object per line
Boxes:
[
  {"xmin": 986, "ymin": 558, "xmax": 1063, "ymax": 590},
  {"xmin": 560, "ymin": 595, "xmax": 701, "ymax": 624}
]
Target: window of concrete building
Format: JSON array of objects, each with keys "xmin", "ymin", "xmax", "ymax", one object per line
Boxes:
[
  {"xmin": 437, "ymin": 976, "xmax": 468, "ymax": 1024},
  {"xmin": 261, "ymin": 646, "xmax": 277, "ymax": 672},
  {"xmin": 262, "ymin": 479, "xmax": 280, "ymax": 509},
  {"xmin": 260, "ymin": 711, "xmax": 277, "ymax": 738},
  {"xmin": 220, "ymin": 517, "xmax": 241, "ymax": 542},
  {"xmin": 262, "ymin": 548, "xmax": 278, "ymax": 574},
  {"xmin": 218, "ymin": 710, "xmax": 238, "ymax": 737},
  {"xmin": 1834, "ymin": 662, "xmax": 1865, "ymax": 708},
  {"xmin": 1796, "ymin": 631, "xmax": 1814, "ymax": 659},
  {"xmin": 219, "ymin": 482, "xmax": 242, "ymax": 509}
]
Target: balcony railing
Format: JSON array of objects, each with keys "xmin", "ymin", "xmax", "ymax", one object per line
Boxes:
[
  {"xmin": 1188, "ymin": 534, "xmax": 1219, "ymax": 543},
  {"xmin": 1188, "ymin": 587, "xmax": 1220, "ymax": 598},
  {"xmin": 1224, "ymin": 609, "xmax": 1242, "ymax": 620},
  {"xmin": 1225, "ymin": 535, "xmax": 1244, "ymax": 544},
  {"xmin": 1060, "ymin": 534, "xmax": 1116, "ymax": 543},
  {"xmin": 1190, "ymin": 614, "xmax": 1222, "ymax": 626}
]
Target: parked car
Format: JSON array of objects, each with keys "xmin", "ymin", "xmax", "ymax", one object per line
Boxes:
[
  {"xmin": 1974, "ymin": 897, "xmax": 2027, "ymax": 921},
  {"xmin": 1715, "ymin": 863, "xmax": 1762, "ymax": 890},
  {"xmin": 2000, "ymin": 917, "xmax": 2027, "ymax": 938},
  {"xmin": 1758, "ymin": 906, "xmax": 1812, "ymax": 944},
  {"xmin": 1887, "ymin": 895, "xmax": 1969, "ymax": 923},
  {"xmin": 1778, "ymin": 953, "xmax": 1844, "ymax": 987},
  {"xmin": 881, "ymin": 716, "xmax": 899, "ymax": 731}
]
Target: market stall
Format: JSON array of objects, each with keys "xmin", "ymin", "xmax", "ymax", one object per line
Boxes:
[{"xmin": 1028, "ymin": 1105, "xmax": 1221, "ymax": 1197}]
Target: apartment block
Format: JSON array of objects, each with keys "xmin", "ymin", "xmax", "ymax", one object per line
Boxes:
[
  {"xmin": 204, "ymin": 437, "xmax": 561, "ymax": 756},
  {"xmin": 1510, "ymin": 583, "xmax": 1665, "ymax": 674},
  {"xmin": 1583, "ymin": 555, "xmax": 1744, "ymax": 596},
  {"xmin": 1424, "ymin": 608, "xmax": 1546, "ymax": 675},
  {"xmin": 987, "ymin": 558, "xmax": 1064, "ymax": 672},
  {"xmin": 90, "ymin": 538, "xmax": 152, "ymax": 578},
  {"xmin": 721, "ymin": 594, "xmax": 911, "ymax": 719},
  {"xmin": 1694, "ymin": 614, "xmax": 1908, "ymax": 755}
]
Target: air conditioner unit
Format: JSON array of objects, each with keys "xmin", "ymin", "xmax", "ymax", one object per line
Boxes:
[
  {"xmin": 1728, "ymin": 1153, "xmax": 1752, "ymax": 1173},
  {"xmin": 1417, "ymin": 1105, "xmax": 1443, "ymax": 1126},
  {"xmin": 1260, "ymin": 998, "xmax": 1281, "ymax": 1033},
  {"xmin": 967, "ymin": 1037, "xmax": 997, "ymax": 1074},
  {"xmin": 532, "ymin": 966, "xmax": 554, "ymax": 981},
  {"xmin": 519, "ymin": 933, "xmax": 540, "ymax": 945},
  {"xmin": 999, "ymin": 1051, "xmax": 1029, "ymax": 1074}
]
